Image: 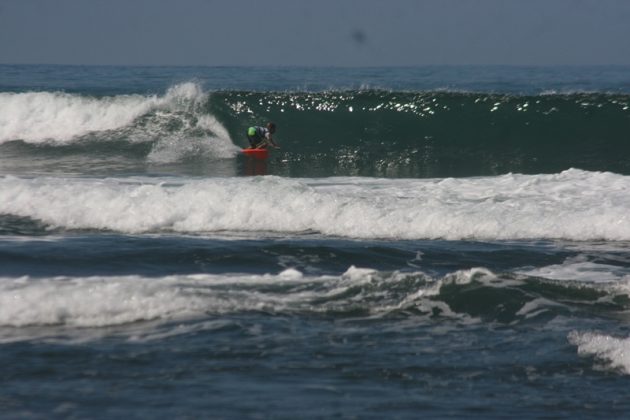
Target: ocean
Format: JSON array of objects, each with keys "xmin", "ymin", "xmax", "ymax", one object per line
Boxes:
[{"xmin": 1, "ymin": 64, "xmax": 630, "ymax": 418}]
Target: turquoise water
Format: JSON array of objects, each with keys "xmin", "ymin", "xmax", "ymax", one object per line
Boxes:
[{"xmin": 1, "ymin": 65, "xmax": 630, "ymax": 418}]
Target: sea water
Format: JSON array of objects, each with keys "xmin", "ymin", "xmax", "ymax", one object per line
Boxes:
[{"xmin": 1, "ymin": 65, "xmax": 630, "ymax": 418}]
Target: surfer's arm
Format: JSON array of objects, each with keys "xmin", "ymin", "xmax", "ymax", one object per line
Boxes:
[{"xmin": 266, "ymin": 133, "xmax": 280, "ymax": 148}]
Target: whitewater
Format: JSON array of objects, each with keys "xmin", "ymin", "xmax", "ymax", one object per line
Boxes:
[{"xmin": 1, "ymin": 169, "xmax": 629, "ymax": 240}]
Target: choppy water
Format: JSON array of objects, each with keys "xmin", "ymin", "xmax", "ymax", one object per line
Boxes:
[{"xmin": 1, "ymin": 65, "xmax": 630, "ymax": 418}]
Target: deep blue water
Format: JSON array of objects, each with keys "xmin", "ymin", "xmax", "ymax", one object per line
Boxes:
[{"xmin": 1, "ymin": 65, "xmax": 630, "ymax": 418}]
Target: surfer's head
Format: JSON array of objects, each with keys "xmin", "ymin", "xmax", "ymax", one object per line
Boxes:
[{"xmin": 267, "ymin": 122, "xmax": 277, "ymax": 133}]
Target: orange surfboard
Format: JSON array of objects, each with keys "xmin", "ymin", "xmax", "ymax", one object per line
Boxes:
[{"xmin": 242, "ymin": 148, "xmax": 269, "ymax": 159}]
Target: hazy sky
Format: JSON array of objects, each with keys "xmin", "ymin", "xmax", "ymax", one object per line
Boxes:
[{"xmin": 1, "ymin": 0, "xmax": 630, "ymax": 66}]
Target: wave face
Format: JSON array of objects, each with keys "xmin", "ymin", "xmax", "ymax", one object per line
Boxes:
[
  {"xmin": 1, "ymin": 83, "xmax": 629, "ymax": 177},
  {"xmin": 211, "ymin": 90, "xmax": 630, "ymax": 177}
]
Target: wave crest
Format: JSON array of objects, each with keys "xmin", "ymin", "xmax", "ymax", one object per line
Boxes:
[{"xmin": 0, "ymin": 82, "xmax": 215, "ymax": 145}]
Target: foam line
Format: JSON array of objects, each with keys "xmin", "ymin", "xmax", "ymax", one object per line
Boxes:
[{"xmin": 1, "ymin": 169, "xmax": 629, "ymax": 240}]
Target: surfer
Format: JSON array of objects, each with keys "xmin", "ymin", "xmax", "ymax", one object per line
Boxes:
[{"xmin": 246, "ymin": 122, "xmax": 279, "ymax": 149}]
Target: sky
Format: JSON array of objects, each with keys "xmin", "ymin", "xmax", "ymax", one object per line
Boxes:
[{"xmin": 1, "ymin": 0, "xmax": 630, "ymax": 66}]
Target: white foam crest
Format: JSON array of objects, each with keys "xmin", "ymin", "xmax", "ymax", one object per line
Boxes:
[
  {"xmin": 568, "ymin": 331, "xmax": 630, "ymax": 374},
  {"xmin": 519, "ymin": 256, "xmax": 630, "ymax": 283},
  {"xmin": 414, "ymin": 267, "xmax": 519, "ymax": 301},
  {"xmin": 330, "ymin": 266, "xmax": 481, "ymax": 320},
  {"xmin": 1, "ymin": 169, "xmax": 630, "ymax": 240},
  {"xmin": 0, "ymin": 267, "xmax": 463, "ymax": 335},
  {"xmin": 441, "ymin": 267, "xmax": 497, "ymax": 286},
  {"xmin": 0, "ymin": 273, "xmax": 299, "ymax": 329},
  {"xmin": 0, "ymin": 82, "xmax": 210, "ymax": 144},
  {"xmin": 0, "ymin": 275, "xmax": 202, "ymax": 328},
  {"xmin": 0, "ymin": 271, "xmax": 342, "ymax": 330},
  {"xmin": 516, "ymin": 298, "xmax": 567, "ymax": 318},
  {"xmin": 163, "ymin": 82, "xmax": 206, "ymax": 103}
]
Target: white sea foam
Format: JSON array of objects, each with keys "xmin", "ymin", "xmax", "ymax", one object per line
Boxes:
[
  {"xmin": 519, "ymin": 256, "xmax": 630, "ymax": 283},
  {"xmin": 146, "ymin": 114, "xmax": 240, "ymax": 162},
  {"xmin": 0, "ymin": 273, "xmax": 295, "ymax": 330},
  {"xmin": 569, "ymin": 331, "xmax": 630, "ymax": 374},
  {"xmin": 0, "ymin": 268, "xmax": 405, "ymax": 339},
  {"xmin": 0, "ymin": 91, "xmax": 155, "ymax": 143},
  {"xmin": 0, "ymin": 82, "xmax": 236, "ymax": 153},
  {"xmin": 3, "ymin": 265, "xmax": 622, "ymax": 343},
  {"xmin": 1, "ymin": 169, "xmax": 629, "ymax": 241},
  {"xmin": 0, "ymin": 275, "xmax": 206, "ymax": 328}
]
